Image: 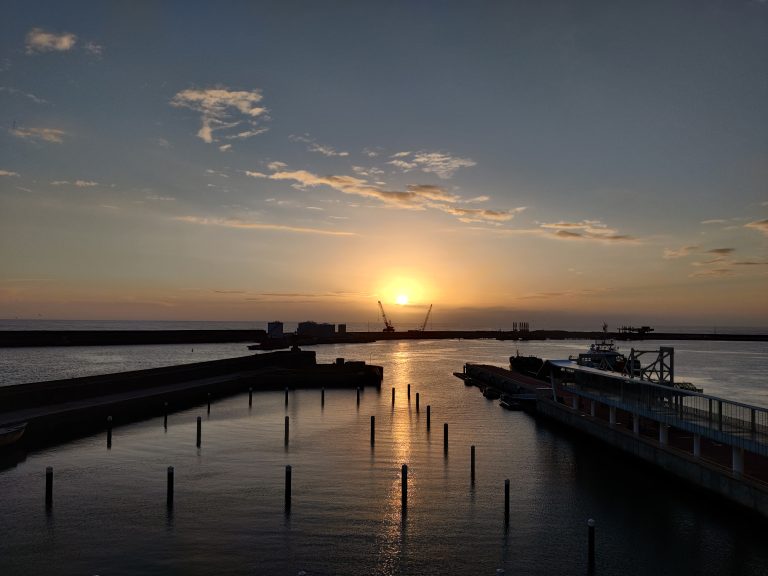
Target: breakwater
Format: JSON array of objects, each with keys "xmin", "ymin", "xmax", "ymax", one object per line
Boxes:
[
  {"xmin": 1, "ymin": 328, "xmax": 766, "ymax": 347},
  {"xmin": 0, "ymin": 350, "xmax": 382, "ymax": 448}
]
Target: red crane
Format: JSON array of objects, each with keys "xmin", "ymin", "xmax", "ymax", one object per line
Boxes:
[{"xmin": 377, "ymin": 300, "xmax": 395, "ymax": 332}]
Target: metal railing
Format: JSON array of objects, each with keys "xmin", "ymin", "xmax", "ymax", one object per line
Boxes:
[{"xmin": 553, "ymin": 367, "xmax": 768, "ymax": 457}]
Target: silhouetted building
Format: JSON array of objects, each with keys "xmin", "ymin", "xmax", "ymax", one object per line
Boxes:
[
  {"xmin": 297, "ymin": 321, "xmax": 335, "ymax": 337},
  {"xmin": 267, "ymin": 321, "xmax": 284, "ymax": 339}
]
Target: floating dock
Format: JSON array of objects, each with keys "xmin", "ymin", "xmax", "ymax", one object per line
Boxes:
[{"xmin": 460, "ymin": 361, "xmax": 768, "ymax": 518}]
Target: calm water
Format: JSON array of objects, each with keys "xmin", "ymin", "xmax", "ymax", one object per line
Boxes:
[{"xmin": 1, "ymin": 339, "xmax": 767, "ymax": 575}]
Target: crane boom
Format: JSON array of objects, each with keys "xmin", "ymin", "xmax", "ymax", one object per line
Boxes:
[
  {"xmin": 420, "ymin": 304, "xmax": 432, "ymax": 331},
  {"xmin": 377, "ymin": 300, "xmax": 395, "ymax": 332}
]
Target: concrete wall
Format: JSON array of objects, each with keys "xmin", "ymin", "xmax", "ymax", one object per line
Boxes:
[{"xmin": 536, "ymin": 399, "xmax": 768, "ymax": 518}]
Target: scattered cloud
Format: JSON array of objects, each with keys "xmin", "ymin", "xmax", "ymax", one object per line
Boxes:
[
  {"xmin": 663, "ymin": 245, "xmax": 699, "ymax": 259},
  {"xmin": 290, "ymin": 134, "xmax": 349, "ymax": 157},
  {"xmin": 539, "ymin": 220, "xmax": 637, "ymax": 242},
  {"xmin": 435, "ymin": 205, "xmax": 517, "ymax": 223},
  {"xmin": 83, "ymin": 41, "xmax": 103, "ymax": 58},
  {"xmin": 25, "ymin": 28, "xmax": 77, "ymax": 54},
  {"xmin": 170, "ymin": 87, "xmax": 268, "ymax": 143},
  {"xmin": 689, "ymin": 268, "xmax": 734, "ymax": 278},
  {"xmin": 11, "ymin": 126, "xmax": 66, "ymax": 143},
  {"xmin": 701, "ymin": 219, "xmax": 728, "ymax": 225},
  {"xmin": 174, "ymin": 215, "xmax": 356, "ymax": 236},
  {"xmin": 156, "ymin": 137, "xmax": 171, "ymax": 148},
  {"xmin": 146, "ymin": 195, "xmax": 175, "ymax": 201},
  {"xmin": 352, "ymin": 165, "xmax": 384, "ymax": 178},
  {"xmin": 206, "ymin": 169, "xmax": 229, "ymax": 178},
  {"xmin": 0, "ymin": 87, "xmax": 47, "ymax": 104},
  {"xmin": 219, "ymin": 144, "xmax": 232, "ymax": 152},
  {"xmin": 706, "ymin": 248, "xmax": 735, "ymax": 256},
  {"xmin": 745, "ymin": 219, "xmax": 768, "ymax": 236},
  {"xmin": 267, "ymin": 161, "xmax": 287, "ymax": 171},
  {"xmin": 388, "ymin": 151, "xmax": 476, "ymax": 179},
  {"xmin": 0, "ymin": 170, "xmax": 20, "ymax": 177},
  {"xmin": 245, "ymin": 170, "xmax": 268, "ymax": 178},
  {"xmin": 362, "ymin": 148, "xmax": 381, "ymax": 157}
]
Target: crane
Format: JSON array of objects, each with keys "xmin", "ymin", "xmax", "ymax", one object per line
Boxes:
[
  {"xmin": 377, "ymin": 300, "xmax": 395, "ymax": 332},
  {"xmin": 420, "ymin": 304, "xmax": 433, "ymax": 332}
]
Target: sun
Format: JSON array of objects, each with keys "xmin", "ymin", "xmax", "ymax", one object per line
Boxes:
[{"xmin": 395, "ymin": 294, "xmax": 409, "ymax": 306}]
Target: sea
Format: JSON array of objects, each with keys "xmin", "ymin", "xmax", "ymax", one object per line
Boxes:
[{"xmin": 1, "ymin": 321, "xmax": 767, "ymax": 575}]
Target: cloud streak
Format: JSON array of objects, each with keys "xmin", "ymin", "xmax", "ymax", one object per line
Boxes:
[
  {"xmin": 170, "ymin": 87, "xmax": 268, "ymax": 144},
  {"xmin": 290, "ymin": 134, "xmax": 349, "ymax": 157},
  {"xmin": 388, "ymin": 151, "xmax": 476, "ymax": 179},
  {"xmin": 0, "ymin": 170, "xmax": 20, "ymax": 177},
  {"xmin": 745, "ymin": 219, "xmax": 768, "ymax": 236},
  {"xmin": 174, "ymin": 215, "xmax": 356, "ymax": 236},
  {"xmin": 11, "ymin": 126, "xmax": 66, "ymax": 143},
  {"xmin": 539, "ymin": 220, "xmax": 637, "ymax": 242}
]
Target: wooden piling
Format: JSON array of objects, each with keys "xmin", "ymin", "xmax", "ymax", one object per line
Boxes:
[
  {"xmin": 45, "ymin": 466, "xmax": 53, "ymax": 510},
  {"xmin": 391, "ymin": 387, "xmax": 395, "ymax": 405},
  {"xmin": 504, "ymin": 479, "xmax": 510, "ymax": 527},
  {"xmin": 163, "ymin": 402, "xmax": 168, "ymax": 429},
  {"xmin": 357, "ymin": 387, "xmax": 360, "ymax": 405},
  {"xmin": 284, "ymin": 416, "xmax": 289, "ymax": 446},
  {"xmin": 196, "ymin": 416, "xmax": 201, "ymax": 447},
  {"xmin": 321, "ymin": 387, "xmax": 325, "ymax": 406},
  {"xmin": 588, "ymin": 518, "xmax": 595, "ymax": 568},
  {"xmin": 285, "ymin": 465, "xmax": 292, "ymax": 512},
  {"xmin": 443, "ymin": 423, "xmax": 448, "ymax": 454},
  {"xmin": 401, "ymin": 464, "xmax": 408, "ymax": 512},
  {"xmin": 407, "ymin": 383, "xmax": 411, "ymax": 399},
  {"xmin": 471, "ymin": 445, "xmax": 475, "ymax": 485},
  {"xmin": 416, "ymin": 392, "xmax": 420, "ymax": 413},
  {"xmin": 248, "ymin": 387, "xmax": 253, "ymax": 407},
  {"xmin": 370, "ymin": 415, "xmax": 375, "ymax": 446},
  {"xmin": 166, "ymin": 466, "xmax": 174, "ymax": 509},
  {"xmin": 426, "ymin": 405, "xmax": 431, "ymax": 430}
]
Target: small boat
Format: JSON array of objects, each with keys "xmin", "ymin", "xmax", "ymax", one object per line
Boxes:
[{"xmin": 0, "ymin": 422, "xmax": 27, "ymax": 447}]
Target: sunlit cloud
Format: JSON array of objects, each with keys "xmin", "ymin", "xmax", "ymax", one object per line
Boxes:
[
  {"xmin": 435, "ymin": 205, "xmax": 520, "ymax": 223},
  {"xmin": 174, "ymin": 215, "xmax": 356, "ymax": 236},
  {"xmin": 539, "ymin": 220, "xmax": 637, "ymax": 242},
  {"xmin": 25, "ymin": 28, "xmax": 77, "ymax": 54},
  {"xmin": 267, "ymin": 161, "xmax": 287, "ymax": 171},
  {"xmin": 51, "ymin": 180, "xmax": 99, "ymax": 187},
  {"xmin": 701, "ymin": 219, "xmax": 728, "ymax": 225},
  {"xmin": 663, "ymin": 245, "xmax": 699, "ymax": 259},
  {"xmin": 245, "ymin": 170, "xmax": 268, "ymax": 178},
  {"xmin": 11, "ymin": 126, "xmax": 66, "ymax": 143},
  {"xmin": 388, "ymin": 151, "xmax": 477, "ymax": 179},
  {"xmin": 0, "ymin": 170, "xmax": 20, "ymax": 177},
  {"xmin": 406, "ymin": 184, "xmax": 461, "ymax": 202},
  {"xmin": 219, "ymin": 144, "xmax": 232, "ymax": 152},
  {"xmin": 170, "ymin": 87, "xmax": 268, "ymax": 143},
  {"xmin": 290, "ymin": 134, "xmax": 349, "ymax": 157},
  {"xmin": 745, "ymin": 219, "xmax": 768, "ymax": 236},
  {"xmin": 0, "ymin": 87, "xmax": 47, "ymax": 104}
]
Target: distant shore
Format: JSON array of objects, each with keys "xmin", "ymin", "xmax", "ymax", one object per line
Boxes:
[{"xmin": 1, "ymin": 329, "xmax": 766, "ymax": 348}]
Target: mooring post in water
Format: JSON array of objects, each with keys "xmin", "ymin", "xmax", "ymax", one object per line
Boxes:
[
  {"xmin": 163, "ymin": 402, "xmax": 168, "ymax": 429},
  {"xmin": 504, "ymin": 479, "xmax": 510, "ymax": 527},
  {"xmin": 357, "ymin": 387, "xmax": 361, "ymax": 405},
  {"xmin": 196, "ymin": 416, "xmax": 202, "ymax": 447},
  {"xmin": 248, "ymin": 387, "xmax": 253, "ymax": 407},
  {"xmin": 370, "ymin": 415, "xmax": 375, "ymax": 446},
  {"xmin": 284, "ymin": 416, "xmax": 289, "ymax": 446},
  {"xmin": 443, "ymin": 423, "xmax": 448, "ymax": 454},
  {"xmin": 285, "ymin": 465, "xmax": 292, "ymax": 513},
  {"xmin": 391, "ymin": 387, "xmax": 395, "ymax": 406},
  {"xmin": 321, "ymin": 387, "xmax": 325, "ymax": 407},
  {"xmin": 471, "ymin": 445, "xmax": 476, "ymax": 485},
  {"xmin": 416, "ymin": 392, "xmax": 420, "ymax": 413},
  {"xmin": 207, "ymin": 393, "xmax": 211, "ymax": 414},
  {"xmin": 107, "ymin": 415, "xmax": 113, "ymax": 449},
  {"xmin": 166, "ymin": 466, "xmax": 174, "ymax": 509},
  {"xmin": 588, "ymin": 518, "xmax": 595, "ymax": 569},
  {"xmin": 407, "ymin": 383, "xmax": 411, "ymax": 400},
  {"xmin": 45, "ymin": 466, "xmax": 53, "ymax": 510},
  {"xmin": 426, "ymin": 405, "xmax": 431, "ymax": 430},
  {"xmin": 401, "ymin": 464, "xmax": 408, "ymax": 513}
]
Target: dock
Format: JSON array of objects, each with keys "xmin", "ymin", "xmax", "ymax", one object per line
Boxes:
[
  {"xmin": 0, "ymin": 350, "xmax": 382, "ymax": 448},
  {"xmin": 460, "ymin": 361, "xmax": 768, "ymax": 517}
]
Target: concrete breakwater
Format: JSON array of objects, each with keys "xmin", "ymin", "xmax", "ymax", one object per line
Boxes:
[
  {"xmin": 0, "ymin": 350, "xmax": 383, "ymax": 448},
  {"xmin": 1, "ymin": 328, "xmax": 766, "ymax": 348}
]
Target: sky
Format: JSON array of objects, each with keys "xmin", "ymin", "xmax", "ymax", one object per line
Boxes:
[{"xmin": 1, "ymin": 0, "xmax": 767, "ymax": 330}]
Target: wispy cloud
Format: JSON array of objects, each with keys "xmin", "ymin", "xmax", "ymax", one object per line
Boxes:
[
  {"xmin": 174, "ymin": 215, "xmax": 356, "ymax": 236},
  {"xmin": 663, "ymin": 245, "xmax": 699, "ymax": 259},
  {"xmin": 170, "ymin": 87, "xmax": 268, "ymax": 144},
  {"xmin": 706, "ymin": 248, "xmax": 735, "ymax": 256},
  {"xmin": 435, "ymin": 205, "xmax": 521, "ymax": 223},
  {"xmin": 11, "ymin": 126, "xmax": 66, "ymax": 143},
  {"xmin": 689, "ymin": 268, "xmax": 734, "ymax": 278},
  {"xmin": 388, "ymin": 151, "xmax": 476, "ymax": 179},
  {"xmin": 539, "ymin": 220, "xmax": 637, "ymax": 242},
  {"xmin": 0, "ymin": 170, "xmax": 20, "ymax": 177},
  {"xmin": 0, "ymin": 87, "xmax": 47, "ymax": 104},
  {"xmin": 290, "ymin": 134, "xmax": 349, "ymax": 157},
  {"xmin": 25, "ymin": 28, "xmax": 77, "ymax": 54},
  {"xmin": 745, "ymin": 219, "xmax": 768, "ymax": 236},
  {"xmin": 51, "ymin": 180, "xmax": 99, "ymax": 187},
  {"xmin": 219, "ymin": 144, "xmax": 232, "ymax": 152},
  {"xmin": 83, "ymin": 41, "xmax": 103, "ymax": 58}
]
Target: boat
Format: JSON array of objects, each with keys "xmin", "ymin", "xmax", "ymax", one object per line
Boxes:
[
  {"xmin": 0, "ymin": 422, "xmax": 27, "ymax": 447},
  {"xmin": 569, "ymin": 324, "xmax": 640, "ymax": 373},
  {"xmin": 499, "ymin": 393, "xmax": 522, "ymax": 410},
  {"xmin": 482, "ymin": 386, "xmax": 501, "ymax": 400}
]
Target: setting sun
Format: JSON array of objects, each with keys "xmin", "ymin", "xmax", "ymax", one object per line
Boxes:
[{"xmin": 396, "ymin": 294, "xmax": 409, "ymax": 306}]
